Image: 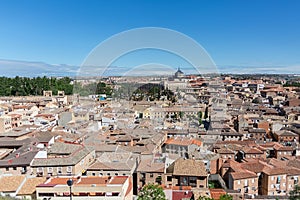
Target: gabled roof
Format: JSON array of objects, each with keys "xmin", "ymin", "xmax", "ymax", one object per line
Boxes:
[
  {"xmin": 18, "ymin": 177, "xmax": 46, "ymax": 195},
  {"xmin": 242, "ymin": 147, "xmax": 264, "ymax": 154},
  {"xmin": 275, "ymin": 130, "xmax": 298, "ymax": 137},
  {"xmin": 231, "ymin": 171, "xmax": 257, "ymax": 180},
  {"xmin": 216, "ymin": 148, "xmax": 235, "ymax": 154},
  {"xmin": 167, "ymin": 158, "xmax": 207, "ymax": 177},
  {"xmin": 137, "ymin": 158, "xmax": 165, "ymax": 173},
  {"xmin": 0, "ymin": 175, "xmax": 25, "ymax": 192},
  {"xmin": 31, "ymin": 145, "xmax": 93, "ymax": 167},
  {"xmin": 165, "ymin": 138, "xmax": 202, "ymax": 147}
]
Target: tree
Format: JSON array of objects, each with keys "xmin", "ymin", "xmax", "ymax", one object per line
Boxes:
[
  {"xmin": 179, "ymin": 111, "xmax": 184, "ymax": 119},
  {"xmin": 198, "ymin": 111, "xmax": 203, "ymax": 125},
  {"xmin": 138, "ymin": 184, "xmax": 166, "ymax": 200},
  {"xmin": 289, "ymin": 185, "xmax": 300, "ymax": 200},
  {"xmin": 252, "ymin": 98, "xmax": 259, "ymax": 104},
  {"xmin": 220, "ymin": 194, "xmax": 233, "ymax": 200},
  {"xmin": 197, "ymin": 111, "xmax": 202, "ymax": 119}
]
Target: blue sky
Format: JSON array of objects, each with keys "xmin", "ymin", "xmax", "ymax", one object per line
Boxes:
[{"xmin": 0, "ymin": 0, "xmax": 300, "ymax": 75}]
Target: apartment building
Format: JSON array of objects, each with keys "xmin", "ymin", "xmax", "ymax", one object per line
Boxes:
[
  {"xmin": 36, "ymin": 176, "xmax": 133, "ymax": 200},
  {"xmin": 31, "ymin": 142, "xmax": 95, "ymax": 177}
]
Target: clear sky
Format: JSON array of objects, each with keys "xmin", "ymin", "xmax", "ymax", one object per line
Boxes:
[{"xmin": 0, "ymin": 0, "xmax": 300, "ymax": 74}]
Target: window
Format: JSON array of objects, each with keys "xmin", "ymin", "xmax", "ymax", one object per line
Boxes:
[
  {"xmin": 13, "ymin": 167, "xmax": 17, "ymax": 170},
  {"xmin": 67, "ymin": 166, "xmax": 72, "ymax": 172},
  {"xmin": 37, "ymin": 167, "xmax": 43, "ymax": 172},
  {"xmin": 150, "ymin": 173, "xmax": 153, "ymax": 178},
  {"xmin": 237, "ymin": 180, "xmax": 241, "ymax": 185},
  {"xmin": 115, "ymin": 173, "xmax": 118, "ymax": 176},
  {"xmin": 48, "ymin": 167, "xmax": 53, "ymax": 173},
  {"xmin": 189, "ymin": 177, "xmax": 197, "ymax": 187},
  {"xmin": 99, "ymin": 173, "xmax": 103, "ymax": 176},
  {"xmin": 294, "ymin": 177, "xmax": 298, "ymax": 184},
  {"xmin": 277, "ymin": 176, "xmax": 281, "ymax": 184},
  {"xmin": 252, "ymin": 178, "xmax": 255, "ymax": 183},
  {"xmin": 57, "ymin": 167, "xmax": 62, "ymax": 175},
  {"xmin": 271, "ymin": 176, "xmax": 274, "ymax": 181},
  {"xmin": 92, "ymin": 173, "xmax": 95, "ymax": 176},
  {"xmin": 167, "ymin": 176, "xmax": 172, "ymax": 182}
]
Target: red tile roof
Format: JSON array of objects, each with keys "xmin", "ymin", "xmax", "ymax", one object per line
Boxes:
[
  {"xmin": 210, "ymin": 189, "xmax": 227, "ymax": 200},
  {"xmin": 165, "ymin": 138, "xmax": 202, "ymax": 146},
  {"xmin": 108, "ymin": 176, "xmax": 128, "ymax": 185}
]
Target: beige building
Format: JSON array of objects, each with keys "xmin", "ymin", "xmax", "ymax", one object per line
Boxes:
[
  {"xmin": 0, "ymin": 115, "xmax": 12, "ymax": 133},
  {"xmin": 137, "ymin": 157, "xmax": 165, "ymax": 189},
  {"xmin": 31, "ymin": 143, "xmax": 95, "ymax": 177},
  {"xmin": 222, "ymin": 158, "xmax": 300, "ymax": 198},
  {"xmin": 261, "ymin": 167, "xmax": 300, "ymax": 196},
  {"xmin": 36, "ymin": 176, "xmax": 133, "ymax": 200},
  {"xmin": 165, "ymin": 158, "xmax": 208, "ymax": 189}
]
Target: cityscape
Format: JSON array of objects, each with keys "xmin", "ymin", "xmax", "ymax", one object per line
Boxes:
[{"xmin": 0, "ymin": 1, "xmax": 300, "ymax": 200}]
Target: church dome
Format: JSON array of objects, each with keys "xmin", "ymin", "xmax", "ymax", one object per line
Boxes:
[{"xmin": 175, "ymin": 67, "xmax": 184, "ymax": 78}]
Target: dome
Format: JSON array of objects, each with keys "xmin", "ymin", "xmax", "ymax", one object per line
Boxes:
[{"xmin": 175, "ymin": 67, "xmax": 184, "ymax": 78}]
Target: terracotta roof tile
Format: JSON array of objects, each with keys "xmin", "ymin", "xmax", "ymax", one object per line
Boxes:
[
  {"xmin": 165, "ymin": 138, "xmax": 202, "ymax": 146},
  {"xmin": 0, "ymin": 175, "xmax": 25, "ymax": 192},
  {"xmin": 167, "ymin": 158, "xmax": 207, "ymax": 177},
  {"xmin": 231, "ymin": 171, "xmax": 257, "ymax": 180},
  {"xmin": 108, "ymin": 176, "xmax": 128, "ymax": 184},
  {"xmin": 18, "ymin": 177, "xmax": 46, "ymax": 195},
  {"xmin": 210, "ymin": 189, "xmax": 227, "ymax": 200}
]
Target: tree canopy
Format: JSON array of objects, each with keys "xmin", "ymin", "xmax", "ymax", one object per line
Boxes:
[
  {"xmin": 289, "ymin": 184, "xmax": 300, "ymax": 200},
  {"xmin": 138, "ymin": 184, "xmax": 166, "ymax": 200},
  {"xmin": 219, "ymin": 194, "xmax": 233, "ymax": 200},
  {"xmin": 0, "ymin": 76, "xmax": 113, "ymax": 97},
  {"xmin": 0, "ymin": 76, "xmax": 73, "ymax": 96}
]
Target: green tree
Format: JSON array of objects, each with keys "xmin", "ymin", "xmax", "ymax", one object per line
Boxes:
[
  {"xmin": 289, "ymin": 185, "xmax": 300, "ymax": 200},
  {"xmin": 138, "ymin": 184, "xmax": 166, "ymax": 200},
  {"xmin": 179, "ymin": 111, "xmax": 184, "ymax": 119},
  {"xmin": 220, "ymin": 194, "xmax": 233, "ymax": 200},
  {"xmin": 252, "ymin": 98, "xmax": 259, "ymax": 104},
  {"xmin": 198, "ymin": 111, "xmax": 203, "ymax": 125}
]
